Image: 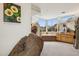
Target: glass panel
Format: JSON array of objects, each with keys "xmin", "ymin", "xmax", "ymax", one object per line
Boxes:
[
  {"xmin": 38, "ymin": 19, "xmax": 46, "ymax": 32},
  {"xmin": 58, "ymin": 15, "xmax": 75, "ymax": 33},
  {"xmin": 47, "ymin": 18, "xmax": 58, "ymax": 32}
]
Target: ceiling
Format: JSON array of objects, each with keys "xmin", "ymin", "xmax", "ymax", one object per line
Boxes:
[{"xmin": 33, "ymin": 3, "xmax": 79, "ymax": 19}]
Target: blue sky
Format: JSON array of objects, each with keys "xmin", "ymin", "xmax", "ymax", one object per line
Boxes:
[
  {"xmin": 37, "ymin": 15, "xmax": 73, "ymax": 27},
  {"xmin": 38, "ymin": 18, "xmax": 58, "ymax": 27},
  {"xmin": 48, "ymin": 18, "xmax": 58, "ymax": 26},
  {"xmin": 60, "ymin": 15, "xmax": 73, "ymax": 23},
  {"xmin": 38, "ymin": 19, "xmax": 46, "ymax": 27}
]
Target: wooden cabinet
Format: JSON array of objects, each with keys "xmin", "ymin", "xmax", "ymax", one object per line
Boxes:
[
  {"xmin": 42, "ymin": 36, "xmax": 56, "ymax": 41},
  {"xmin": 56, "ymin": 32, "xmax": 74, "ymax": 44}
]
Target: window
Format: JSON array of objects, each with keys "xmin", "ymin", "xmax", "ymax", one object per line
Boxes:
[
  {"xmin": 38, "ymin": 19, "xmax": 46, "ymax": 32},
  {"xmin": 37, "ymin": 15, "xmax": 75, "ymax": 34},
  {"xmin": 47, "ymin": 18, "xmax": 58, "ymax": 32},
  {"xmin": 37, "ymin": 18, "xmax": 58, "ymax": 34}
]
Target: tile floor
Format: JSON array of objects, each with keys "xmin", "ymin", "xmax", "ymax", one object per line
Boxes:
[{"xmin": 41, "ymin": 42, "xmax": 79, "ymax": 56}]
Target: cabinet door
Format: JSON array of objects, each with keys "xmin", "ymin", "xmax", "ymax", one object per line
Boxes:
[{"xmin": 66, "ymin": 37, "xmax": 73, "ymax": 43}]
